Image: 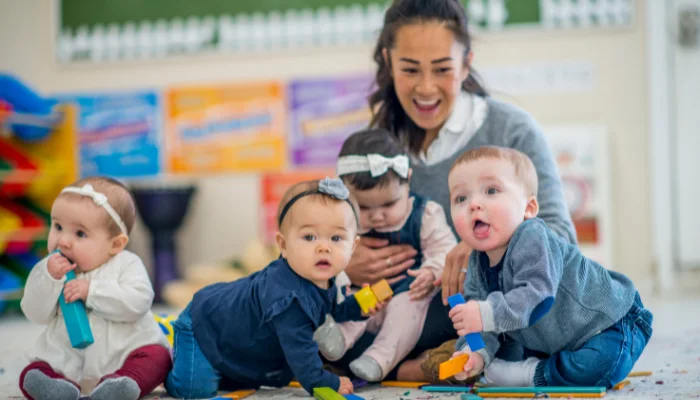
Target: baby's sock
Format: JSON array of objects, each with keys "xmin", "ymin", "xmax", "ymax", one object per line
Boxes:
[
  {"xmin": 314, "ymin": 318, "xmax": 347, "ymax": 361},
  {"xmin": 482, "ymin": 357, "xmax": 540, "ymax": 387},
  {"xmin": 349, "ymin": 355, "xmax": 384, "ymax": 382},
  {"xmin": 90, "ymin": 376, "xmax": 140, "ymax": 400},
  {"xmin": 22, "ymin": 369, "xmax": 80, "ymax": 400}
]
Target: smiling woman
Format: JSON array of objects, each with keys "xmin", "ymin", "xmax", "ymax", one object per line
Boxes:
[{"xmin": 334, "ymin": 0, "xmax": 577, "ymax": 384}]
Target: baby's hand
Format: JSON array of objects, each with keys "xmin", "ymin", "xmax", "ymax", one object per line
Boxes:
[
  {"xmin": 360, "ymin": 284, "xmax": 391, "ymax": 317},
  {"xmin": 451, "ymin": 351, "xmax": 485, "ymax": 380},
  {"xmin": 448, "ymin": 300, "xmax": 483, "ymax": 336},
  {"xmin": 63, "ymin": 279, "xmax": 90, "ymax": 303},
  {"xmin": 407, "ymin": 268, "xmax": 436, "ymax": 300},
  {"xmin": 47, "ymin": 253, "xmax": 76, "ymax": 280},
  {"xmin": 337, "ymin": 376, "xmax": 354, "ymax": 394}
]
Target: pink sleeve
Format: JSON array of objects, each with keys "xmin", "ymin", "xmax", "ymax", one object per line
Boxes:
[{"xmin": 419, "ymin": 200, "xmax": 458, "ymax": 279}]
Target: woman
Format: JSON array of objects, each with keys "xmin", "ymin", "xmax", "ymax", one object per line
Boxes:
[{"xmin": 333, "ymin": 0, "xmax": 577, "ymax": 382}]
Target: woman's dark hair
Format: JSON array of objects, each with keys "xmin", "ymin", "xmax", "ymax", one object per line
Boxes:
[
  {"xmin": 337, "ymin": 128, "xmax": 409, "ymax": 190},
  {"xmin": 368, "ymin": 0, "xmax": 488, "ymax": 156}
]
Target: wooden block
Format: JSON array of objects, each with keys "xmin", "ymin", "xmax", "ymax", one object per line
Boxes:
[
  {"xmin": 288, "ymin": 381, "xmax": 302, "ymax": 388},
  {"xmin": 354, "ymin": 286, "xmax": 377, "ymax": 314},
  {"xmin": 381, "ymin": 381, "xmax": 429, "ymax": 388},
  {"xmin": 439, "ymin": 353, "xmax": 469, "ymax": 380},
  {"xmin": 476, "ymin": 387, "xmax": 606, "ymax": 394},
  {"xmin": 216, "ymin": 389, "xmax": 256, "ymax": 399},
  {"xmin": 613, "ymin": 379, "xmax": 631, "ymax": 390},
  {"xmin": 627, "ymin": 371, "xmax": 652, "ymax": 377},
  {"xmin": 370, "ymin": 279, "xmax": 393, "ymax": 302},
  {"xmin": 313, "ymin": 387, "xmax": 346, "ymax": 400}
]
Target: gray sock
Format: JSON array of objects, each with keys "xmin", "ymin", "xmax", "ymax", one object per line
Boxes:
[
  {"xmin": 90, "ymin": 376, "xmax": 140, "ymax": 400},
  {"xmin": 22, "ymin": 369, "xmax": 80, "ymax": 400},
  {"xmin": 313, "ymin": 317, "xmax": 347, "ymax": 361},
  {"xmin": 349, "ymin": 355, "xmax": 384, "ymax": 382}
]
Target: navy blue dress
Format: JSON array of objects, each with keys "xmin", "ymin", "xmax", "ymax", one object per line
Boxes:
[{"xmin": 190, "ymin": 257, "xmax": 365, "ymax": 394}]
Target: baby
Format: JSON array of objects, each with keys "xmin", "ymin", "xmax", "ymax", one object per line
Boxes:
[
  {"xmin": 165, "ymin": 178, "xmax": 383, "ymax": 399},
  {"xmin": 19, "ymin": 177, "xmax": 171, "ymax": 400},
  {"xmin": 316, "ymin": 128, "xmax": 457, "ymax": 381},
  {"xmin": 446, "ymin": 146, "xmax": 653, "ymax": 388}
]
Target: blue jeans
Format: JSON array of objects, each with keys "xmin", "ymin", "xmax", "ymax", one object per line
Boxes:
[
  {"xmin": 165, "ymin": 303, "xmax": 223, "ymax": 399},
  {"xmin": 532, "ymin": 293, "xmax": 653, "ymax": 388}
]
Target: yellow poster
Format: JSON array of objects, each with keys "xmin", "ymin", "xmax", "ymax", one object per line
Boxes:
[{"xmin": 165, "ymin": 82, "xmax": 286, "ymax": 173}]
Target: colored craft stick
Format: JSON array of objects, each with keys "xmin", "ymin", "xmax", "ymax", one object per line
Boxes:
[
  {"xmin": 613, "ymin": 379, "xmax": 631, "ymax": 390},
  {"xmin": 381, "ymin": 381, "xmax": 429, "ymax": 388},
  {"xmin": 478, "ymin": 393, "xmax": 605, "ymax": 398},
  {"xmin": 439, "ymin": 353, "xmax": 469, "ymax": 380},
  {"xmin": 313, "ymin": 387, "xmax": 346, "ymax": 400},
  {"xmin": 421, "ymin": 385, "xmax": 472, "ymax": 392},
  {"xmin": 214, "ymin": 389, "xmax": 256, "ymax": 399},
  {"xmin": 344, "ymin": 394, "xmax": 365, "ymax": 400},
  {"xmin": 447, "ymin": 294, "xmax": 485, "ymax": 351},
  {"xmin": 288, "ymin": 381, "xmax": 302, "ymax": 388},
  {"xmin": 627, "ymin": 371, "xmax": 652, "ymax": 377},
  {"xmin": 461, "ymin": 395, "xmax": 484, "ymax": 400},
  {"xmin": 476, "ymin": 386, "xmax": 606, "ymax": 394}
]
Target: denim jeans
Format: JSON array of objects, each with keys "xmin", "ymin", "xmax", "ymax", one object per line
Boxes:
[
  {"xmin": 533, "ymin": 292, "xmax": 653, "ymax": 388},
  {"xmin": 164, "ymin": 303, "xmax": 222, "ymax": 399}
]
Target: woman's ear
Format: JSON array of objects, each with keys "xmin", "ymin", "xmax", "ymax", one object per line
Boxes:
[
  {"xmin": 275, "ymin": 231, "xmax": 287, "ymax": 258},
  {"xmin": 382, "ymin": 48, "xmax": 392, "ymax": 76},
  {"xmin": 462, "ymin": 51, "xmax": 474, "ymax": 82},
  {"xmin": 110, "ymin": 234, "xmax": 129, "ymax": 255},
  {"xmin": 407, "ymin": 167, "xmax": 413, "ymax": 181}
]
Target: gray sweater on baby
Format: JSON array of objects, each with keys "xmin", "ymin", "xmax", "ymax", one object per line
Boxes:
[
  {"xmin": 410, "ymin": 97, "xmax": 577, "ymax": 244},
  {"xmin": 456, "ymin": 218, "xmax": 637, "ymax": 366}
]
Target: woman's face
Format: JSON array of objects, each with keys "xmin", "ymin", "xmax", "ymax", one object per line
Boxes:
[{"xmin": 385, "ymin": 21, "xmax": 471, "ymax": 138}]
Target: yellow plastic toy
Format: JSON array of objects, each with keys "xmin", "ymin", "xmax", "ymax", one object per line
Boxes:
[
  {"xmin": 0, "ymin": 206, "xmax": 21, "ymax": 253},
  {"xmin": 354, "ymin": 279, "xmax": 393, "ymax": 314},
  {"xmin": 153, "ymin": 313, "xmax": 176, "ymax": 347}
]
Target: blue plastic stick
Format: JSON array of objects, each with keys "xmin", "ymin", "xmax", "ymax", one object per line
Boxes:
[
  {"xmin": 58, "ymin": 265, "xmax": 93, "ymax": 349},
  {"xmin": 447, "ymin": 294, "xmax": 485, "ymax": 351},
  {"xmin": 420, "ymin": 385, "xmax": 472, "ymax": 392}
]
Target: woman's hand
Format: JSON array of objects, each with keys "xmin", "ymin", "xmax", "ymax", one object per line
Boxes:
[
  {"xmin": 345, "ymin": 237, "xmax": 418, "ymax": 286},
  {"xmin": 434, "ymin": 241, "xmax": 472, "ymax": 305}
]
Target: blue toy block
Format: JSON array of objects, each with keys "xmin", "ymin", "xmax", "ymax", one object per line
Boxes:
[
  {"xmin": 58, "ymin": 268, "xmax": 94, "ymax": 349},
  {"xmin": 461, "ymin": 394, "xmax": 483, "ymax": 400},
  {"xmin": 447, "ymin": 294, "xmax": 485, "ymax": 351},
  {"xmin": 344, "ymin": 394, "xmax": 365, "ymax": 400}
]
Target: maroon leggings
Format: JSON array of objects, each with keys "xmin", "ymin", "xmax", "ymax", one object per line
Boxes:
[{"xmin": 19, "ymin": 344, "xmax": 172, "ymax": 400}]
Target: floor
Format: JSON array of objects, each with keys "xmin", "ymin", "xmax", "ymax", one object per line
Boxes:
[{"xmin": 1, "ymin": 295, "xmax": 699, "ymax": 400}]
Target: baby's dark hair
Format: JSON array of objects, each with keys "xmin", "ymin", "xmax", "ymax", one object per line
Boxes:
[{"xmin": 337, "ymin": 128, "xmax": 409, "ymax": 190}]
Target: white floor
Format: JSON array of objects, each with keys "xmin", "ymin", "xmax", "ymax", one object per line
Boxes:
[{"xmin": 1, "ymin": 295, "xmax": 699, "ymax": 399}]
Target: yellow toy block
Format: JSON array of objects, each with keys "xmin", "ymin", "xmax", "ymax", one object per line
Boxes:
[
  {"xmin": 370, "ymin": 279, "xmax": 393, "ymax": 302},
  {"xmin": 439, "ymin": 353, "xmax": 469, "ymax": 380},
  {"xmin": 354, "ymin": 286, "xmax": 377, "ymax": 314},
  {"xmin": 381, "ymin": 381, "xmax": 429, "ymax": 388},
  {"xmin": 217, "ymin": 389, "xmax": 256, "ymax": 399}
]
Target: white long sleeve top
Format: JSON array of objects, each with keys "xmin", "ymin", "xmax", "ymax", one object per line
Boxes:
[{"xmin": 20, "ymin": 250, "xmax": 169, "ymax": 391}]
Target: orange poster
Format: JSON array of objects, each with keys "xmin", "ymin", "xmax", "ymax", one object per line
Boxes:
[
  {"xmin": 260, "ymin": 170, "xmax": 334, "ymax": 244},
  {"xmin": 165, "ymin": 82, "xmax": 286, "ymax": 173}
]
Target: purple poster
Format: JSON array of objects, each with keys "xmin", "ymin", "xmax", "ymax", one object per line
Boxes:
[{"xmin": 288, "ymin": 75, "xmax": 375, "ymax": 167}]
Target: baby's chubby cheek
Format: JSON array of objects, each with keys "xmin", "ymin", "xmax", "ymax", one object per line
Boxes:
[{"xmin": 451, "ymin": 210, "xmax": 472, "ymax": 242}]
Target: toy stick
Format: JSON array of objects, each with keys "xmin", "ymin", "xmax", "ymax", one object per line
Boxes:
[
  {"xmin": 420, "ymin": 385, "xmax": 472, "ymax": 392},
  {"xmin": 461, "ymin": 395, "xmax": 484, "ymax": 400},
  {"xmin": 627, "ymin": 371, "xmax": 652, "ymax": 377},
  {"xmin": 478, "ymin": 393, "xmax": 605, "ymax": 398},
  {"xmin": 213, "ymin": 389, "xmax": 256, "ymax": 399},
  {"xmin": 58, "ymin": 266, "xmax": 94, "ymax": 349},
  {"xmin": 381, "ymin": 381, "xmax": 429, "ymax": 388},
  {"xmin": 476, "ymin": 386, "xmax": 606, "ymax": 394},
  {"xmin": 447, "ymin": 294, "xmax": 485, "ymax": 351},
  {"xmin": 313, "ymin": 387, "xmax": 346, "ymax": 400},
  {"xmin": 439, "ymin": 353, "xmax": 469, "ymax": 380},
  {"xmin": 613, "ymin": 379, "xmax": 631, "ymax": 390},
  {"xmin": 343, "ymin": 394, "xmax": 365, "ymax": 400}
]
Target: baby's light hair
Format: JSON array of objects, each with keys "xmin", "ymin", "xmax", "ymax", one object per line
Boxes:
[
  {"xmin": 451, "ymin": 146, "xmax": 538, "ymax": 197},
  {"xmin": 59, "ymin": 176, "xmax": 137, "ymax": 236},
  {"xmin": 276, "ymin": 180, "xmax": 359, "ymax": 232}
]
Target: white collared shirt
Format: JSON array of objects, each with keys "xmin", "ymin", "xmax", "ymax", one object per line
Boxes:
[{"xmin": 420, "ymin": 91, "xmax": 488, "ymax": 165}]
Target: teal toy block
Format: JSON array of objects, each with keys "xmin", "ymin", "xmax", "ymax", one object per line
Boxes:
[{"xmin": 58, "ymin": 268, "xmax": 93, "ymax": 349}]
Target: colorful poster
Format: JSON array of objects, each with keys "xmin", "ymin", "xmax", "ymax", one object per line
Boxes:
[
  {"xmin": 53, "ymin": 91, "xmax": 161, "ymax": 178},
  {"xmin": 288, "ymin": 75, "xmax": 374, "ymax": 167},
  {"xmin": 260, "ymin": 170, "xmax": 334, "ymax": 244},
  {"xmin": 165, "ymin": 82, "xmax": 286, "ymax": 173}
]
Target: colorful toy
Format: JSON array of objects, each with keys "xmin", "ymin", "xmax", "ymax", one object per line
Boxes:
[
  {"xmin": 447, "ymin": 294, "xmax": 485, "ymax": 351},
  {"xmin": 439, "ymin": 352, "xmax": 469, "ymax": 380},
  {"xmin": 475, "ymin": 386, "xmax": 606, "ymax": 398},
  {"xmin": 0, "ymin": 267, "xmax": 22, "ymax": 314},
  {"xmin": 0, "ymin": 74, "xmax": 56, "ymax": 141},
  {"xmin": 354, "ymin": 279, "xmax": 393, "ymax": 314},
  {"xmin": 313, "ymin": 387, "xmax": 345, "ymax": 400},
  {"xmin": 627, "ymin": 371, "xmax": 652, "ymax": 377},
  {"xmin": 613, "ymin": 379, "xmax": 631, "ymax": 390},
  {"xmin": 421, "ymin": 385, "xmax": 472, "ymax": 392},
  {"xmin": 57, "ymin": 257, "xmax": 94, "ymax": 349},
  {"xmin": 212, "ymin": 389, "xmax": 256, "ymax": 399},
  {"xmin": 344, "ymin": 394, "xmax": 365, "ymax": 400},
  {"xmin": 461, "ymin": 395, "xmax": 483, "ymax": 400},
  {"xmin": 0, "ymin": 206, "xmax": 21, "ymax": 253},
  {"xmin": 153, "ymin": 313, "xmax": 176, "ymax": 347},
  {"xmin": 380, "ymin": 381, "xmax": 429, "ymax": 388}
]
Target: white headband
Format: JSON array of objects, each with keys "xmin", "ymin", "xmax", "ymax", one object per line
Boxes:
[
  {"xmin": 61, "ymin": 184, "xmax": 128, "ymax": 235},
  {"xmin": 336, "ymin": 154, "xmax": 409, "ymax": 179}
]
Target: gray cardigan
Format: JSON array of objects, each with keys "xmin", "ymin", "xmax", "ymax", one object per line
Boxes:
[
  {"xmin": 410, "ymin": 97, "xmax": 577, "ymax": 244},
  {"xmin": 456, "ymin": 218, "xmax": 637, "ymax": 366}
]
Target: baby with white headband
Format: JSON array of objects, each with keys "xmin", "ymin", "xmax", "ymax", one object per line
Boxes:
[
  {"xmin": 19, "ymin": 176, "xmax": 171, "ymax": 400},
  {"xmin": 315, "ymin": 128, "xmax": 457, "ymax": 381}
]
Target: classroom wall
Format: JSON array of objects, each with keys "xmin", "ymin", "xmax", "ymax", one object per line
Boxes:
[{"xmin": 0, "ymin": 0, "xmax": 652, "ymax": 292}]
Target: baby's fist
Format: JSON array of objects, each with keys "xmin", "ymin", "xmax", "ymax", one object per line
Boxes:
[
  {"xmin": 337, "ymin": 376, "xmax": 354, "ymax": 395},
  {"xmin": 47, "ymin": 253, "xmax": 76, "ymax": 280}
]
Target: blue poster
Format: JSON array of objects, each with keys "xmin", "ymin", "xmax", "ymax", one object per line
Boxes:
[{"xmin": 54, "ymin": 91, "xmax": 161, "ymax": 178}]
